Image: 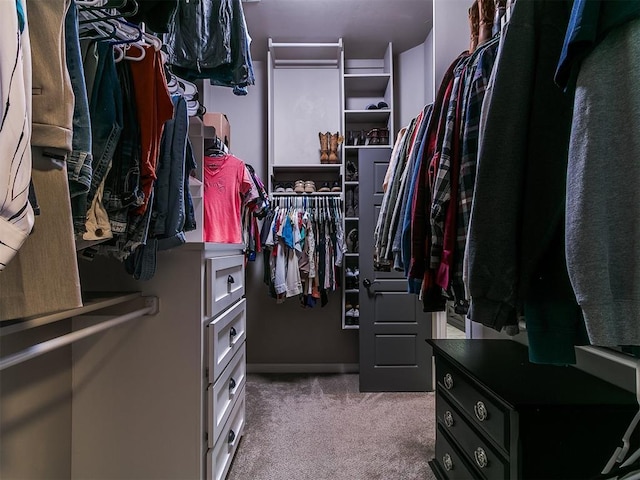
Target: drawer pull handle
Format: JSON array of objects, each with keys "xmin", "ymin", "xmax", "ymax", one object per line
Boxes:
[
  {"xmin": 474, "ymin": 447, "xmax": 488, "ymax": 469},
  {"xmin": 444, "ymin": 410, "xmax": 454, "ymax": 428},
  {"xmin": 228, "ymin": 429, "xmax": 236, "ymax": 444},
  {"xmin": 474, "ymin": 401, "xmax": 488, "ymax": 422},
  {"xmin": 229, "ymin": 377, "xmax": 236, "ymax": 391},
  {"xmin": 227, "ymin": 275, "xmax": 235, "ymax": 284},
  {"xmin": 230, "ymin": 327, "xmax": 237, "ymax": 339},
  {"xmin": 443, "ymin": 373, "xmax": 454, "ymax": 390},
  {"xmin": 442, "ymin": 453, "xmax": 453, "ymax": 471}
]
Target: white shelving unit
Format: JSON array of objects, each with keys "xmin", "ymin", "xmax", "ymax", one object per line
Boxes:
[
  {"xmin": 267, "ymin": 38, "xmax": 345, "ymax": 196},
  {"xmin": 341, "ymin": 42, "xmax": 394, "ymax": 329}
]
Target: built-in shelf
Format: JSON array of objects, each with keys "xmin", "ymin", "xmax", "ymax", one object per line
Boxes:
[
  {"xmin": 343, "ymin": 324, "xmax": 359, "ymax": 330},
  {"xmin": 345, "ymin": 253, "xmax": 359, "ymax": 257},
  {"xmin": 344, "ymin": 109, "xmax": 391, "ymax": 123},
  {"xmin": 345, "ymin": 217, "xmax": 359, "ymax": 221},
  {"xmin": 344, "ymin": 181, "xmax": 359, "ymax": 185},
  {"xmin": 344, "ymin": 145, "xmax": 392, "ymax": 150},
  {"xmin": 345, "ymin": 289, "xmax": 359, "ymax": 294},
  {"xmin": 269, "ymin": 39, "xmax": 343, "ymax": 67},
  {"xmin": 272, "ymin": 164, "xmax": 342, "ymax": 173},
  {"xmin": 343, "ymin": 73, "xmax": 392, "ymax": 93},
  {"xmin": 272, "ymin": 192, "xmax": 343, "ymax": 197}
]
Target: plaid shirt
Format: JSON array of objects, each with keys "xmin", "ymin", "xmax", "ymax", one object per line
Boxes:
[
  {"xmin": 430, "ymin": 59, "xmax": 469, "ymax": 271},
  {"xmin": 408, "ymin": 52, "xmax": 468, "ymax": 292},
  {"xmin": 453, "ymin": 37, "xmax": 500, "ymax": 305}
]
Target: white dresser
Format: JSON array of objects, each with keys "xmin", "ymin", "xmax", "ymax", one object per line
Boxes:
[{"xmin": 74, "ymin": 243, "xmax": 246, "ymax": 480}]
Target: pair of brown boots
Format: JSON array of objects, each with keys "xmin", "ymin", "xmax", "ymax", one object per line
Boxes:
[{"xmin": 319, "ymin": 132, "xmax": 343, "ymax": 164}]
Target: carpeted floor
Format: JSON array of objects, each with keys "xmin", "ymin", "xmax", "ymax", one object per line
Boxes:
[{"xmin": 226, "ymin": 373, "xmax": 437, "ymax": 480}]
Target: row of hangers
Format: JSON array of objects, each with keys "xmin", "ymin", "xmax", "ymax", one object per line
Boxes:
[
  {"xmin": 75, "ymin": 0, "xmax": 200, "ymax": 102},
  {"xmin": 273, "ymin": 196, "xmax": 343, "ymax": 224},
  {"xmin": 77, "ymin": 0, "xmax": 160, "ymax": 63}
]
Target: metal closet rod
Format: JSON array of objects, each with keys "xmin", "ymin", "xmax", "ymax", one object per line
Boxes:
[{"xmin": 0, "ymin": 297, "xmax": 159, "ymax": 372}]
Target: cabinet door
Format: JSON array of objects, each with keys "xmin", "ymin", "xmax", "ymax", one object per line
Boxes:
[{"xmin": 358, "ymin": 148, "xmax": 433, "ymax": 392}]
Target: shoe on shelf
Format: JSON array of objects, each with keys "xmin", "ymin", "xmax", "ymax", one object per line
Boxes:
[
  {"xmin": 365, "ymin": 103, "xmax": 379, "ymax": 110},
  {"xmin": 353, "ymin": 306, "xmax": 360, "ymax": 318},
  {"xmin": 285, "ymin": 182, "xmax": 294, "ymax": 192},
  {"xmin": 304, "ymin": 180, "xmax": 316, "ymax": 193},
  {"xmin": 347, "ymin": 228, "xmax": 359, "ymax": 253},
  {"xmin": 318, "ymin": 182, "xmax": 331, "ymax": 193},
  {"xmin": 346, "ymin": 161, "xmax": 358, "ymax": 181},
  {"xmin": 346, "ymin": 131, "xmax": 355, "ymax": 146},
  {"xmin": 294, "ymin": 180, "xmax": 306, "ymax": 194},
  {"xmin": 377, "ymin": 101, "xmax": 389, "ymax": 109},
  {"xmin": 275, "ymin": 184, "xmax": 285, "ymax": 193},
  {"xmin": 345, "ymin": 307, "xmax": 356, "ymax": 317},
  {"xmin": 346, "ymin": 205, "xmax": 355, "ymax": 218},
  {"xmin": 366, "ymin": 128, "xmax": 380, "ymax": 145},
  {"xmin": 331, "ymin": 181, "xmax": 341, "ymax": 192}
]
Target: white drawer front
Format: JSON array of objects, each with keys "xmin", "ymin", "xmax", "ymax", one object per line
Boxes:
[
  {"xmin": 207, "ymin": 299, "xmax": 246, "ymax": 383},
  {"xmin": 208, "ymin": 343, "xmax": 246, "ymax": 447},
  {"xmin": 206, "ymin": 254, "xmax": 245, "ymax": 318},
  {"xmin": 206, "ymin": 387, "xmax": 245, "ymax": 480}
]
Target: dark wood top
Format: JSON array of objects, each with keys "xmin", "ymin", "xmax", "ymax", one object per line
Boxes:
[{"xmin": 428, "ymin": 339, "xmax": 637, "ymax": 409}]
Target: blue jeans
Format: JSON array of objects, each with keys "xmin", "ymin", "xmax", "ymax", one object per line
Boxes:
[
  {"xmin": 65, "ymin": 0, "xmax": 93, "ymax": 233},
  {"xmin": 87, "ymin": 41, "xmax": 123, "ymax": 209},
  {"xmin": 153, "ymin": 95, "xmax": 188, "ymax": 250},
  {"xmin": 102, "ymin": 59, "xmax": 143, "ymax": 236}
]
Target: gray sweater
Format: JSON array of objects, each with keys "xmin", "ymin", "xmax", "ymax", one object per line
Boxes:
[
  {"xmin": 467, "ymin": 0, "xmax": 589, "ymax": 364},
  {"xmin": 565, "ymin": 16, "xmax": 640, "ymax": 346}
]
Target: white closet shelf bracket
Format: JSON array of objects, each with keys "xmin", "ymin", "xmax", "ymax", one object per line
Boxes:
[{"xmin": 0, "ymin": 296, "xmax": 159, "ymax": 372}]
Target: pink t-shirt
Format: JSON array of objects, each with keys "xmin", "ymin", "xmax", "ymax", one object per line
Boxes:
[{"xmin": 203, "ymin": 154, "xmax": 252, "ymax": 243}]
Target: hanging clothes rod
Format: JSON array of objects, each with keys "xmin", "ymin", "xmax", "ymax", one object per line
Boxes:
[{"xmin": 0, "ymin": 297, "xmax": 159, "ymax": 372}]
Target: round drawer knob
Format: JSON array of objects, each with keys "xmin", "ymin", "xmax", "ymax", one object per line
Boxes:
[
  {"xmin": 442, "ymin": 453, "xmax": 453, "ymax": 471},
  {"xmin": 444, "ymin": 410, "xmax": 454, "ymax": 428},
  {"xmin": 443, "ymin": 373, "xmax": 454, "ymax": 390},
  {"xmin": 474, "ymin": 401, "xmax": 488, "ymax": 422},
  {"xmin": 474, "ymin": 447, "xmax": 488, "ymax": 469},
  {"xmin": 228, "ymin": 429, "xmax": 236, "ymax": 444}
]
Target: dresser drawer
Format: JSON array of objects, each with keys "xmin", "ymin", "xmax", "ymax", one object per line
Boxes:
[
  {"xmin": 434, "ymin": 425, "xmax": 478, "ymax": 480},
  {"xmin": 437, "ymin": 394, "xmax": 507, "ymax": 480},
  {"xmin": 206, "ymin": 387, "xmax": 245, "ymax": 480},
  {"xmin": 207, "ymin": 299, "xmax": 246, "ymax": 383},
  {"xmin": 206, "ymin": 254, "xmax": 245, "ymax": 318},
  {"xmin": 437, "ymin": 357, "xmax": 508, "ymax": 452},
  {"xmin": 207, "ymin": 343, "xmax": 246, "ymax": 447}
]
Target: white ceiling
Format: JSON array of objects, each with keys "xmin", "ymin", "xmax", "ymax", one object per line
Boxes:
[{"xmin": 242, "ymin": 0, "xmax": 434, "ymax": 61}]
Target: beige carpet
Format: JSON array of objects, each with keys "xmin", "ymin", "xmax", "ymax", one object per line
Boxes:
[{"xmin": 226, "ymin": 373, "xmax": 437, "ymax": 480}]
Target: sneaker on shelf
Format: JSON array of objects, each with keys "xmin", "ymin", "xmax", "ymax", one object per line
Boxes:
[
  {"xmin": 331, "ymin": 181, "xmax": 342, "ymax": 192},
  {"xmin": 285, "ymin": 182, "xmax": 294, "ymax": 193},
  {"xmin": 353, "ymin": 306, "xmax": 360, "ymax": 318},
  {"xmin": 318, "ymin": 182, "xmax": 331, "ymax": 193},
  {"xmin": 294, "ymin": 180, "xmax": 306, "ymax": 194},
  {"xmin": 275, "ymin": 184, "xmax": 285, "ymax": 193},
  {"xmin": 304, "ymin": 180, "xmax": 316, "ymax": 193}
]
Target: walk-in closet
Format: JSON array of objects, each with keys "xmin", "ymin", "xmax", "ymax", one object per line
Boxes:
[{"xmin": 2, "ymin": 0, "xmax": 640, "ymax": 479}]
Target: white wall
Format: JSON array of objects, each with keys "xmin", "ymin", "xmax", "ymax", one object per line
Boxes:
[
  {"xmin": 424, "ymin": 30, "xmax": 435, "ymax": 103},
  {"xmin": 433, "ymin": 0, "xmax": 470, "ymax": 91},
  {"xmin": 203, "ymin": 61, "xmax": 267, "ymax": 181},
  {"xmin": 396, "ymin": 42, "xmax": 426, "ymax": 129}
]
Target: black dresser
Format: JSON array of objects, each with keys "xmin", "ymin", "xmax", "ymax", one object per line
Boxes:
[{"xmin": 428, "ymin": 339, "xmax": 638, "ymax": 480}]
